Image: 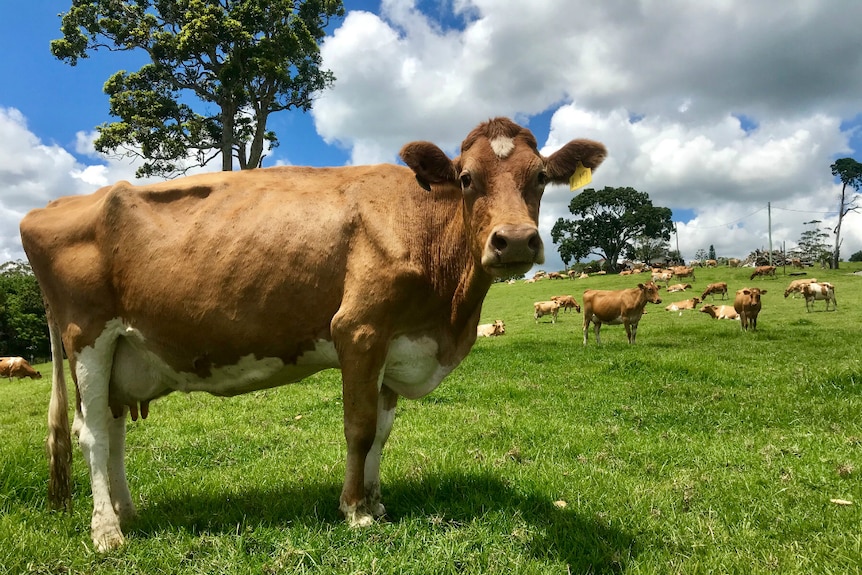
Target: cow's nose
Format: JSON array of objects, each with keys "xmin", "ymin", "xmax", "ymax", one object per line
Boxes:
[{"xmin": 483, "ymin": 224, "xmax": 544, "ymax": 271}]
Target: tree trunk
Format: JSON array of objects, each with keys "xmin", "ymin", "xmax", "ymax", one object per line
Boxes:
[
  {"xmin": 221, "ymin": 103, "xmax": 236, "ymax": 172},
  {"xmin": 832, "ymin": 182, "xmax": 847, "ymax": 269}
]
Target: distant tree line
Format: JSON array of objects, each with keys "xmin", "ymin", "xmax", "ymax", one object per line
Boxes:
[{"xmin": 0, "ymin": 261, "xmax": 48, "ymax": 361}]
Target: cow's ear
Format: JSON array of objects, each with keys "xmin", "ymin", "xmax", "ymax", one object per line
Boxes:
[
  {"xmin": 400, "ymin": 141, "xmax": 457, "ymax": 191},
  {"xmin": 761, "ymin": 290, "xmax": 768, "ymax": 294},
  {"xmin": 545, "ymin": 139, "xmax": 607, "ymax": 185}
]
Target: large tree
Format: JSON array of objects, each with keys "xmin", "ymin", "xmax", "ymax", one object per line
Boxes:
[
  {"xmin": 52, "ymin": 0, "xmax": 344, "ymax": 178},
  {"xmin": 829, "ymin": 157, "xmax": 862, "ymax": 268},
  {"xmin": 551, "ymin": 186, "xmax": 674, "ymax": 273},
  {"xmin": 0, "ymin": 261, "xmax": 48, "ymax": 360},
  {"xmin": 794, "ymin": 220, "xmax": 832, "ymax": 266}
]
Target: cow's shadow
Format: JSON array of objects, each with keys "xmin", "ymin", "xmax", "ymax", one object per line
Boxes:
[{"xmin": 133, "ymin": 470, "xmax": 636, "ymax": 572}]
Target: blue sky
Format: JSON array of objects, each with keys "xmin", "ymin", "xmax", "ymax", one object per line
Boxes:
[{"xmin": 2, "ymin": 0, "xmax": 862, "ymax": 270}]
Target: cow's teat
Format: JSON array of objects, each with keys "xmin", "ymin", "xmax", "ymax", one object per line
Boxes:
[{"xmin": 482, "ymin": 223, "xmax": 543, "ymax": 274}]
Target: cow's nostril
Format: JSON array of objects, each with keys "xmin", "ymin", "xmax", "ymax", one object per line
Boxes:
[{"xmin": 490, "ymin": 233, "xmax": 508, "ymax": 253}]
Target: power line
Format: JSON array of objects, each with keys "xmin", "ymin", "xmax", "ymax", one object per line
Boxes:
[{"xmin": 680, "ymin": 205, "xmax": 767, "ymax": 229}]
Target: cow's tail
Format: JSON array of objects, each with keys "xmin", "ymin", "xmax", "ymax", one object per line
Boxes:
[{"xmin": 46, "ymin": 308, "xmax": 72, "ymax": 511}]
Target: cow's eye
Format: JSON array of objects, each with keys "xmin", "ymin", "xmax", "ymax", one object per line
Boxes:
[
  {"xmin": 460, "ymin": 171, "xmax": 472, "ymax": 190},
  {"xmin": 537, "ymin": 171, "xmax": 549, "ymax": 186}
]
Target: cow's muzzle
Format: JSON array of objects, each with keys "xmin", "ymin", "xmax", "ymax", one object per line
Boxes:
[{"xmin": 482, "ymin": 224, "xmax": 544, "ymax": 275}]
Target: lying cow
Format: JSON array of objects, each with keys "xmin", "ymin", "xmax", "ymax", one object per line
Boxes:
[
  {"xmin": 582, "ymin": 281, "xmax": 662, "ymax": 344},
  {"xmin": 699, "ymin": 304, "xmax": 739, "ymax": 320},
  {"xmin": 550, "ymin": 295, "xmax": 581, "ymax": 313},
  {"xmin": 749, "ymin": 265, "xmax": 776, "ymax": 280},
  {"xmin": 534, "ymin": 300, "xmax": 562, "ymax": 323},
  {"xmin": 734, "ymin": 287, "xmax": 767, "ymax": 331},
  {"xmin": 20, "ymin": 117, "xmax": 608, "ymax": 551},
  {"xmin": 0, "ymin": 356, "xmax": 42, "ymax": 380},
  {"xmin": 802, "ymin": 282, "xmax": 836, "ymax": 312},
  {"xmin": 666, "ymin": 283, "xmax": 692, "ymax": 293},
  {"xmin": 477, "ymin": 320, "xmax": 506, "ymax": 337},
  {"xmin": 784, "ymin": 278, "xmax": 817, "ymax": 298},
  {"xmin": 700, "ymin": 282, "xmax": 728, "ymax": 301},
  {"xmin": 664, "ymin": 296, "xmax": 701, "ymax": 312}
]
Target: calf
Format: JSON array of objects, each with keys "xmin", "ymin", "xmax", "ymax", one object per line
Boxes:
[
  {"xmin": 783, "ymin": 278, "xmax": 817, "ymax": 298},
  {"xmin": 700, "ymin": 282, "xmax": 728, "ymax": 301},
  {"xmin": 666, "ymin": 283, "xmax": 692, "ymax": 293},
  {"xmin": 699, "ymin": 304, "xmax": 739, "ymax": 320},
  {"xmin": 550, "ymin": 295, "xmax": 581, "ymax": 313},
  {"xmin": 664, "ymin": 296, "xmax": 701, "ymax": 312},
  {"xmin": 0, "ymin": 357, "xmax": 42, "ymax": 381},
  {"xmin": 582, "ymin": 282, "xmax": 662, "ymax": 344},
  {"xmin": 534, "ymin": 300, "xmax": 561, "ymax": 323},
  {"xmin": 734, "ymin": 287, "xmax": 767, "ymax": 331},
  {"xmin": 477, "ymin": 320, "xmax": 506, "ymax": 337},
  {"xmin": 801, "ymin": 282, "xmax": 836, "ymax": 312},
  {"xmin": 749, "ymin": 265, "xmax": 776, "ymax": 280}
]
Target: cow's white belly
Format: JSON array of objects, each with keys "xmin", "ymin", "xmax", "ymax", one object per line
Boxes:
[{"xmin": 101, "ymin": 320, "xmax": 452, "ymax": 402}]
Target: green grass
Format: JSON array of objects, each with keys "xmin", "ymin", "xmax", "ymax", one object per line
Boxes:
[{"xmin": 1, "ymin": 264, "xmax": 860, "ymax": 574}]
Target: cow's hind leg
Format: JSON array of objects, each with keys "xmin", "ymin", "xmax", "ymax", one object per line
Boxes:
[
  {"xmin": 363, "ymin": 385, "xmax": 398, "ymax": 518},
  {"xmin": 107, "ymin": 409, "xmax": 136, "ymax": 526},
  {"xmin": 76, "ymin": 332, "xmax": 125, "ymax": 551}
]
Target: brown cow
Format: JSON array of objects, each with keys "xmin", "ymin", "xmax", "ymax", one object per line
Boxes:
[
  {"xmin": 664, "ymin": 296, "xmax": 701, "ymax": 312},
  {"xmin": 671, "ymin": 266, "xmax": 696, "ymax": 281},
  {"xmin": 534, "ymin": 300, "xmax": 562, "ymax": 323},
  {"xmin": 698, "ymin": 304, "xmax": 739, "ymax": 320},
  {"xmin": 550, "ymin": 295, "xmax": 581, "ymax": 313},
  {"xmin": 728, "ymin": 258, "xmax": 741, "ymax": 267},
  {"xmin": 734, "ymin": 287, "xmax": 767, "ymax": 330},
  {"xmin": 784, "ymin": 278, "xmax": 817, "ymax": 298},
  {"xmin": 666, "ymin": 283, "xmax": 692, "ymax": 293},
  {"xmin": 700, "ymin": 282, "xmax": 728, "ymax": 301},
  {"xmin": 705, "ymin": 259, "xmax": 717, "ymax": 267},
  {"xmin": 477, "ymin": 320, "xmax": 506, "ymax": 337},
  {"xmin": 0, "ymin": 356, "xmax": 42, "ymax": 380},
  {"xmin": 582, "ymin": 282, "xmax": 663, "ymax": 344},
  {"xmin": 749, "ymin": 265, "xmax": 776, "ymax": 280},
  {"xmin": 801, "ymin": 282, "xmax": 836, "ymax": 312},
  {"xmin": 20, "ymin": 117, "xmax": 607, "ymax": 551}
]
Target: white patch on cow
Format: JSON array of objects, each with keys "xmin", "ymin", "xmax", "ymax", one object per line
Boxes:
[
  {"xmin": 382, "ymin": 335, "xmax": 451, "ymax": 399},
  {"xmin": 490, "ymin": 136, "xmax": 515, "ymax": 159}
]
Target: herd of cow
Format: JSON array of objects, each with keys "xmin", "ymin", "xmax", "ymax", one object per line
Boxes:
[
  {"xmin": 9, "ymin": 117, "xmax": 843, "ymax": 552},
  {"xmin": 479, "ymin": 265, "xmax": 838, "ymax": 343}
]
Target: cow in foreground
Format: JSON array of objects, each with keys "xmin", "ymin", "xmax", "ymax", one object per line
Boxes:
[
  {"xmin": 20, "ymin": 117, "xmax": 607, "ymax": 551},
  {"xmin": 477, "ymin": 320, "xmax": 506, "ymax": 337},
  {"xmin": 0, "ymin": 356, "xmax": 42, "ymax": 381},
  {"xmin": 700, "ymin": 282, "xmax": 728, "ymax": 301},
  {"xmin": 550, "ymin": 294, "xmax": 581, "ymax": 313},
  {"xmin": 534, "ymin": 300, "xmax": 562, "ymax": 323},
  {"xmin": 582, "ymin": 282, "xmax": 662, "ymax": 344},
  {"xmin": 802, "ymin": 282, "xmax": 836, "ymax": 312},
  {"xmin": 734, "ymin": 287, "xmax": 767, "ymax": 330},
  {"xmin": 699, "ymin": 304, "xmax": 739, "ymax": 320}
]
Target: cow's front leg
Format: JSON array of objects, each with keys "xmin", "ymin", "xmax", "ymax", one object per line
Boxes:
[
  {"xmin": 364, "ymin": 385, "xmax": 398, "ymax": 518},
  {"xmin": 333, "ymin": 323, "xmax": 388, "ymax": 527}
]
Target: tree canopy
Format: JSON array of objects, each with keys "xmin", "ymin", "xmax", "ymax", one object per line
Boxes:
[
  {"xmin": 52, "ymin": 0, "xmax": 344, "ymax": 177},
  {"xmin": 0, "ymin": 261, "xmax": 48, "ymax": 360},
  {"xmin": 551, "ymin": 186, "xmax": 674, "ymax": 272}
]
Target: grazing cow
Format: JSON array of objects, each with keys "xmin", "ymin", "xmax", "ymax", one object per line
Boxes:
[
  {"xmin": 784, "ymin": 278, "xmax": 817, "ymax": 298},
  {"xmin": 582, "ymin": 282, "xmax": 663, "ymax": 344},
  {"xmin": 477, "ymin": 320, "xmax": 506, "ymax": 337},
  {"xmin": 699, "ymin": 304, "xmax": 740, "ymax": 320},
  {"xmin": 671, "ymin": 266, "xmax": 696, "ymax": 281},
  {"xmin": 728, "ymin": 258, "xmax": 741, "ymax": 267},
  {"xmin": 666, "ymin": 283, "xmax": 692, "ymax": 293},
  {"xmin": 20, "ymin": 117, "xmax": 608, "ymax": 551},
  {"xmin": 550, "ymin": 295, "xmax": 581, "ymax": 313},
  {"xmin": 749, "ymin": 265, "xmax": 776, "ymax": 280},
  {"xmin": 664, "ymin": 296, "xmax": 701, "ymax": 312},
  {"xmin": 0, "ymin": 356, "xmax": 42, "ymax": 381},
  {"xmin": 801, "ymin": 282, "xmax": 837, "ymax": 312},
  {"xmin": 705, "ymin": 259, "xmax": 717, "ymax": 267},
  {"xmin": 790, "ymin": 258, "xmax": 803, "ymax": 269},
  {"xmin": 700, "ymin": 282, "xmax": 728, "ymax": 301},
  {"xmin": 651, "ymin": 271, "xmax": 673, "ymax": 286},
  {"xmin": 734, "ymin": 287, "xmax": 767, "ymax": 330},
  {"xmin": 534, "ymin": 300, "xmax": 562, "ymax": 323},
  {"xmin": 547, "ymin": 272, "xmax": 563, "ymax": 279}
]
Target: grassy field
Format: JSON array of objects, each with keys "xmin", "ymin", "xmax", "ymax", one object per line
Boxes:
[{"xmin": 1, "ymin": 264, "xmax": 860, "ymax": 574}]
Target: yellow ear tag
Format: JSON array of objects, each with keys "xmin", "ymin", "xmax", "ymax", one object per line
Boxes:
[{"xmin": 569, "ymin": 162, "xmax": 592, "ymax": 191}]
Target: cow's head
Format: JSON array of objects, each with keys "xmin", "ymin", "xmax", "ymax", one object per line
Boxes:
[
  {"xmin": 493, "ymin": 319, "xmax": 506, "ymax": 335},
  {"xmin": 400, "ymin": 118, "xmax": 606, "ymax": 277},
  {"xmin": 640, "ymin": 281, "xmax": 663, "ymax": 305}
]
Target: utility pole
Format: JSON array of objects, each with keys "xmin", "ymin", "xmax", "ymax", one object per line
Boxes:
[
  {"xmin": 767, "ymin": 202, "xmax": 773, "ymax": 266},
  {"xmin": 674, "ymin": 222, "xmax": 680, "ymax": 263}
]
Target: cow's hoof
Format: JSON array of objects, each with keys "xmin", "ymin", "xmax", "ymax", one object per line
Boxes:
[
  {"xmin": 340, "ymin": 501, "xmax": 374, "ymax": 527},
  {"xmin": 92, "ymin": 527, "xmax": 124, "ymax": 552}
]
